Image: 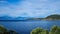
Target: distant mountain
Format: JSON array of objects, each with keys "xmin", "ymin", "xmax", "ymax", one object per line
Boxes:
[
  {"xmin": 14, "ymin": 17, "xmax": 28, "ymax": 20},
  {"xmin": 0, "ymin": 14, "xmax": 60, "ymax": 20},
  {"xmin": 0, "ymin": 16, "xmax": 28, "ymax": 20},
  {"xmin": 45, "ymin": 14, "xmax": 60, "ymax": 20},
  {"xmin": 0, "ymin": 16, "xmax": 13, "ymax": 20}
]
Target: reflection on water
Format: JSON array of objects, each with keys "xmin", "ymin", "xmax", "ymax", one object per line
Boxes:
[{"xmin": 0, "ymin": 20, "xmax": 60, "ymax": 34}]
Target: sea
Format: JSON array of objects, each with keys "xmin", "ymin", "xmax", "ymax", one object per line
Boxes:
[{"xmin": 0, "ymin": 20, "xmax": 60, "ymax": 34}]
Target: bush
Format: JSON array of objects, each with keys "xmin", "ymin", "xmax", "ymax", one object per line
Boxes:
[
  {"xmin": 30, "ymin": 27, "xmax": 49, "ymax": 34},
  {"xmin": 49, "ymin": 25, "xmax": 60, "ymax": 34},
  {"xmin": 31, "ymin": 25, "xmax": 60, "ymax": 34}
]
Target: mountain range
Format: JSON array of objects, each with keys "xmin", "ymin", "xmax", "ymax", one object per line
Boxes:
[
  {"xmin": 0, "ymin": 14, "xmax": 60, "ymax": 20},
  {"xmin": 0, "ymin": 16, "xmax": 28, "ymax": 20}
]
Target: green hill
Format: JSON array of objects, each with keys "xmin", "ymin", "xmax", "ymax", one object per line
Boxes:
[{"xmin": 46, "ymin": 14, "xmax": 60, "ymax": 20}]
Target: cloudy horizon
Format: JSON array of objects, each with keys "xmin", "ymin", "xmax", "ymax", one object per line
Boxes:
[{"xmin": 0, "ymin": 0, "xmax": 60, "ymax": 18}]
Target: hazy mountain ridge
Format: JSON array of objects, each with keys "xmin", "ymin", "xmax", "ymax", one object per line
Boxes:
[
  {"xmin": 0, "ymin": 14, "xmax": 60, "ymax": 20},
  {"xmin": 0, "ymin": 16, "xmax": 27, "ymax": 20}
]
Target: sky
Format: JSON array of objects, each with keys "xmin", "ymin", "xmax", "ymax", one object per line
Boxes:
[{"xmin": 0, "ymin": 0, "xmax": 60, "ymax": 18}]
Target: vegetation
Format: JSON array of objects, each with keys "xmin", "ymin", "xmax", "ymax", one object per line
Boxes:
[
  {"xmin": 30, "ymin": 25, "xmax": 60, "ymax": 34},
  {"xmin": 30, "ymin": 27, "xmax": 49, "ymax": 34},
  {"xmin": 0, "ymin": 25, "xmax": 18, "ymax": 34}
]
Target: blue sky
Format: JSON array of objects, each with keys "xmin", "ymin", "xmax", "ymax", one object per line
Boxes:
[{"xmin": 0, "ymin": 0, "xmax": 60, "ymax": 18}]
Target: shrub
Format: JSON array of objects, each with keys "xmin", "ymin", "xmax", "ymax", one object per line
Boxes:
[
  {"xmin": 31, "ymin": 25, "xmax": 60, "ymax": 34},
  {"xmin": 30, "ymin": 27, "xmax": 49, "ymax": 34}
]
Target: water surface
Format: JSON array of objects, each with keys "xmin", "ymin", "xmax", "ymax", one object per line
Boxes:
[{"xmin": 0, "ymin": 20, "xmax": 60, "ymax": 34}]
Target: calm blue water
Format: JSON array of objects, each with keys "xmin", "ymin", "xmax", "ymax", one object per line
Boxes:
[{"xmin": 0, "ymin": 20, "xmax": 60, "ymax": 34}]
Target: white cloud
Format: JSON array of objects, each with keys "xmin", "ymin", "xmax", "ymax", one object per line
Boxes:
[{"xmin": 0, "ymin": 0, "xmax": 60, "ymax": 17}]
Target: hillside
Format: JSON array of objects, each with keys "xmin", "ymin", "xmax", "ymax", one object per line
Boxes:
[{"xmin": 45, "ymin": 14, "xmax": 60, "ymax": 20}]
